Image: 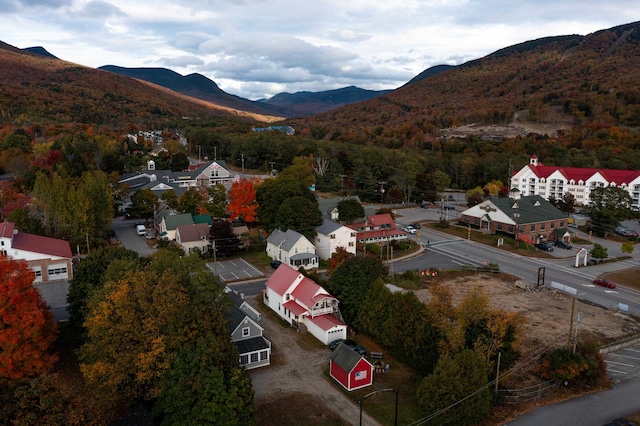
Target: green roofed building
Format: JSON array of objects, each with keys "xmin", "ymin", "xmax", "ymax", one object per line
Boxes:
[{"xmin": 459, "ymin": 193, "xmax": 571, "ymax": 245}]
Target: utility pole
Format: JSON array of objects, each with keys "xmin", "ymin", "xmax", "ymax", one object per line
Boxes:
[
  {"xmin": 378, "ymin": 181, "xmax": 386, "ymax": 210},
  {"xmin": 240, "ymin": 154, "xmax": 245, "ymax": 178},
  {"xmin": 339, "ymin": 174, "xmax": 346, "ymax": 195}
]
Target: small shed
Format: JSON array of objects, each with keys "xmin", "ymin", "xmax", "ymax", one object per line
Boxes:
[{"xmin": 329, "ymin": 343, "xmax": 374, "ymax": 391}]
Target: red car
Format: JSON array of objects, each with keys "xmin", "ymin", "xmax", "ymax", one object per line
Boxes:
[{"xmin": 593, "ymin": 279, "xmax": 616, "ymax": 289}]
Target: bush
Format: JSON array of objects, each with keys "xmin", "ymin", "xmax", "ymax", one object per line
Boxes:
[{"xmin": 536, "ymin": 345, "xmax": 607, "ymax": 388}]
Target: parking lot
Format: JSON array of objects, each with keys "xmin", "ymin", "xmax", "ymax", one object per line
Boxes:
[
  {"xmin": 605, "ymin": 340, "xmax": 640, "ymax": 383},
  {"xmin": 207, "ymin": 258, "xmax": 264, "ymax": 282}
]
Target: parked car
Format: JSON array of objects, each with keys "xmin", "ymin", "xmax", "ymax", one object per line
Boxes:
[
  {"xmin": 270, "ymin": 259, "xmax": 282, "ymax": 269},
  {"xmin": 402, "ymin": 225, "xmax": 417, "ymax": 234},
  {"xmin": 409, "ymin": 223, "xmax": 422, "ymax": 229},
  {"xmin": 554, "ymin": 241, "xmax": 572, "ymax": 250},
  {"xmin": 534, "ymin": 242, "xmax": 554, "ymax": 252},
  {"xmin": 593, "ymin": 278, "xmax": 616, "ymax": 289},
  {"xmin": 443, "ymin": 205, "xmax": 456, "ymax": 210},
  {"xmin": 615, "ymin": 226, "xmax": 638, "ymax": 237},
  {"xmin": 328, "ymin": 339, "xmax": 367, "ymax": 355}
]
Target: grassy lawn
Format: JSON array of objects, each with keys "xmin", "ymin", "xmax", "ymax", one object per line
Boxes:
[
  {"xmin": 602, "ymin": 267, "xmax": 640, "ymax": 290},
  {"xmin": 330, "ymin": 333, "xmax": 425, "ymax": 425}
]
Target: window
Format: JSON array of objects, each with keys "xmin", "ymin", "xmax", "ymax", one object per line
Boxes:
[
  {"xmin": 550, "ymin": 222, "xmax": 555, "ymax": 229},
  {"xmin": 260, "ymin": 351, "xmax": 268, "ymax": 361},
  {"xmin": 530, "ymin": 225, "xmax": 535, "ymax": 232},
  {"xmin": 348, "ymin": 242, "xmax": 354, "ymax": 247},
  {"xmin": 240, "ymin": 355, "xmax": 248, "ymax": 365},
  {"xmin": 540, "ymin": 223, "xmax": 546, "ymax": 230},
  {"xmin": 497, "ymin": 223, "xmax": 503, "ymax": 231},
  {"xmin": 250, "ymin": 353, "xmax": 258, "ymax": 363},
  {"xmin": 242, "ymin": 327, "xmax": 250, "ymax": 337},
  {"xmin": 34, "ymin": 269, "xmax": 42, "ymax": 277},
  {"xmin": 47, "ymin": 267, "xmax": 67, "ymax": 276},
  {"xmin": 330, "ymin": 234, "xmax": 335, "ymax": 239}
]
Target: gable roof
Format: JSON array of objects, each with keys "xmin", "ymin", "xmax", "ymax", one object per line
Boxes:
[
  {"xmin": 494, "ymin": 195, "xmax": 567, "ymax": 224},
  {"xmin": 0, "ymin": 221, "xmax": 15, "ymax": 238},
  {"xmin": 290, "ymin": 276, "xmax": 332, "ymax": 309},
  {"xmin": 316, "ymin": 218, "xmax": 345, "ymax": 235},
  {"xmin": 265, "ymin": 263, "xmax": 304, "ymax": 296},
  {"xmin": 11, "ymin": 230, "xmax": 73, "ymax": 258},
  {"xmin": 163, "ymin": 213, "xmax": 194, "ymax": 230},
  {"xmin": 266, "ymin": 228, "xmax": 310, "ymax": 251},
  {"xmin": 176, "ymin": 223, "xmax": 210, "ymax": 243},
  {"xmin": 330, "ymin": 343, "xmax": 369, "ymax": 371},
  {"xmin": 307, "ymin": 314, "xmax": 345, "ymax": 331}
]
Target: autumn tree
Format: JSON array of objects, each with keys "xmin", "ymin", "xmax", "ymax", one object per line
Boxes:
[
  {"xmin": 78, "ymin": 251, "xmax": 255, "ymax": 420},
  {"xmin": 178, "ymin": 187, "xmax": 203, "ymax": 215},
  {"xmin": 210, "ymin": 220, "xmax": 240, "ymax": 256},
  {"xmin": 202, "ymin": 184, "xmax": 228, "ymax": 218},
  {"xmin": 336, "ymin": 198, "xmax": 365, "ymax": 223},
  {"xmin": 327, "ymin": 246, "xmax": 352, "ymax": 274},
  {"xmin": 0, "ymin": 257, "xmax": 58, "ymax": 379},
  {"xmin": 466, "ymin": 186, "xmax": 485, "ymax": 207},
  {"xmin": 227, "ymin": 178, "xmax": 258, "ymax": 223},
  {"xmin": 160, "ymin": 189, "xmax": 179, "ymax": 210},
  {"xmin": 416, "ymin": 349, "xmax": 492, "ymax": 425},
  {"xmin": 585, "ymin": 187, "xmax": 633, "ymax": 234},
  {"xmin": 622, "ymin": 240, "xmax": 635, "ymax": 255},
  {"xmin": 130, "ymin": 187, "xmax": 158, "ymax": 220},
  {"xmin": 591, "ymin": 243, "xmax": 608, "ymax": 261},
  {"xmin": 327, "ymin": 256, "xmax": 387, "ymax": 325}
]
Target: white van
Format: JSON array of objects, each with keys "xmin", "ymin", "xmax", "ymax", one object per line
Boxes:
[{"xmin": 136, "ymin": 224, "xmax": 147, "ymax": 236}]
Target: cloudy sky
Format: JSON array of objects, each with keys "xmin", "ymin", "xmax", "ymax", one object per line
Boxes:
[{"xmin": 2, "ymin": 1, "xmax": 640, "ymax": 100}]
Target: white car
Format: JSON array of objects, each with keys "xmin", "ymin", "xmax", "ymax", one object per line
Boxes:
[{"xmin": 402, "ymin": 225, "xmax": 417, "ymax": 234}]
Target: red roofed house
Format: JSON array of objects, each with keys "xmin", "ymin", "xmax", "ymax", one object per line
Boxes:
[
  {"xmin": 0, "ymin": 221, "xmax": 73, "ymax": 319},
  {"xmin": 348, "ymin": 213, "xmax": 407, "ymax": 245},
  {"xmin": 263, "ymin": 263, "xmax": 347, "ymax": 345},
  {"xmin": 0, "ymin": 221, "xmax": 73, "ymax": 283},
  {"xmin": 511, "ymin": 155, "xmax": 640, "ymax": 209},
  {"xmin": 329, "ymin": 343, "xmax": 374, "ymax": 391}
]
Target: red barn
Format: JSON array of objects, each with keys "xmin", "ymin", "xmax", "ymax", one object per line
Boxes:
[{"xmin": 329, "ymin": 343, "xmax": 374, "ymax": 391}]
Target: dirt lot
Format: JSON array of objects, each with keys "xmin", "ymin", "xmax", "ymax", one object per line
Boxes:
[
  {"xmin": 250, "ymin": 273, "xmax": 640, "ymax": 425},
  {"xmin": 412, "ymin": 274, "xmax": 640, "ymax": 383}
]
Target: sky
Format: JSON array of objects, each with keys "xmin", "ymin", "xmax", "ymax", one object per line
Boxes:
[{"xmin": 2, "ymin": 1, "xmax": 640, "ymax": 100}]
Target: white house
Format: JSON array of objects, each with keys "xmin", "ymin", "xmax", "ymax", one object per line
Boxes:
[
  {"xmin": 175, "ymin": 223, "xmax": 211, "ymax": 254},
  {"xmin": 511, "ymin": 155, "xmax": 640, "ymax": 209},
  {"xmin": 225, "ymin": 289, "xmax": 271, "ymax": 370},
  {"xmin": 266, "ymin": 229, "xmax": 318, "ymax": 270},
  {"xmin": 314, "ymin": 219, "xmax": 357, "ymax": 260},
  {"xmin": 263, "ymin": 264, "xmax": 347, "ymax": 345}
]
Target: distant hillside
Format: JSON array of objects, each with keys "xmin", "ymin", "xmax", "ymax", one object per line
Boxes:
[
  {"xmin": 100, "ymin": 66, "xmax": 390, "ymax": 118},
  {"xmin": 99, "ymin": 65, "xmax": 289, "ymax": 118},
  {"xmin": 23, "ymin": 46, "xmax": 58, "ymax": 59},
  {"xmin": 0, "ymin": 42, "xmax": 275, "ymax": 127},
  {"xmin": 405, "ymin": 64, "xmax": 455, "ymax": 85},
  {"xmin": 261, "ymin": 86, "xmax": 391, "ymax": 117},
  {"xmin": 293, "ymin": 21, "xmax": 640, "ymax": 145}
]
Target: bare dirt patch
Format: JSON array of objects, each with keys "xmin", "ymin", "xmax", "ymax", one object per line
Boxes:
[{"xmin": 414, "ymin": 274, "xmax": 640, "ymax": 358}]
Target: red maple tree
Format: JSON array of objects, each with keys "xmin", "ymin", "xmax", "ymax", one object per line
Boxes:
[
  {"xmin": 0, "ymin": 256, "xmax": 58, "ymax": 379},
  {"xmin": 227, "ymin": 178, "xmax": 259, "ymax": 223}
]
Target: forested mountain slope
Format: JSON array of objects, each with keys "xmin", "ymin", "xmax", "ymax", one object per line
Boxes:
[{"xmin": 294, "ymin": 22, "xmax": 640, "ymax": 146}]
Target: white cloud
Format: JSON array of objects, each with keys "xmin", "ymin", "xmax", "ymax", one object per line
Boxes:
[{"xmin": 1, "ymin": 1, "xmax": 640, "ymax": 99}]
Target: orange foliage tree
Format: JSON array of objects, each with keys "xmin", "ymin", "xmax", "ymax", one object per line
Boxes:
[
  {"xmin": 227, "ymin": 178, "xmax": 259, "ymax": 223},
  {"xmin": 0, "ymin": 256, "xmax": 58, "ymax": 379}
]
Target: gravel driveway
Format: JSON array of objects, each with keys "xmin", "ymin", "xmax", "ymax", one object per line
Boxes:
[{"xmin": 248, "ymin": 298, "xmax": 381, "ymax": 426}]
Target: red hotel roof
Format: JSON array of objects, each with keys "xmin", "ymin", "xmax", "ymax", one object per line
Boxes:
[
  {"xmin": 265, "ymin": 263, "xmax": 304, "ymax": 296},
  {"xmin": 523, "ymin": 162, "xmax": 640, "ymax": 185}
]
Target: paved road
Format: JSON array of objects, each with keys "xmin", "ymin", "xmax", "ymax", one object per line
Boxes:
[
  {"xmin": 393, "ymin": 207, "xmax": 640, "ymax": 315},
  {"xmin": 112, "ymin": 217, "xmax": 156, "ymax": 257},
  {"xmin": 505, "ymin": 376, "xmax": 640, "ymax": 426}
]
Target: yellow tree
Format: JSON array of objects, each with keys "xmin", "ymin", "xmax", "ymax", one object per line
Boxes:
[{"xmin": 79, "ymin": 269, "xmax": 190, "ymax": 404}]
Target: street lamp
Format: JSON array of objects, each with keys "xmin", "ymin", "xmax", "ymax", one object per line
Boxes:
[{"xmin": 359, "ymin": 388, "xmax": 398, "ymax": 426}]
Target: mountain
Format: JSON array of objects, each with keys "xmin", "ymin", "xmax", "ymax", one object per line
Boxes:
[
  {"xmin": 405, "ymin": 64, "xmax": 455, "ymax": 85},
  {"xmin": 98, "ymin": 65, "xmax": 290, "ymax": 117},
  {"xmin": 293, "ymin": 21, "xmax": 640, "ymax": 144},
  {"xmin": 23, "ymin": 46, "xmax": 58, "ymax": 59},
  {"xmin": 260, "ymin": 86, "xmax": 392, "ymax": 116},
  {"xmin": 99, "ymin": 66, "xmax": 389, "ymax": 118},
  {"xmin": 0, "ymin": 42, "xmax": 278, "ymax": 127}
]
